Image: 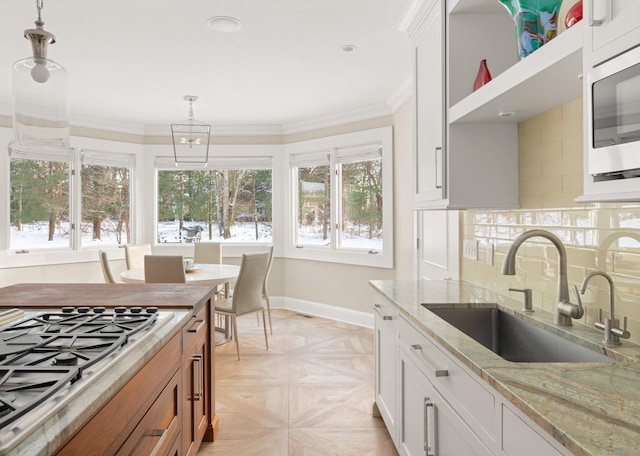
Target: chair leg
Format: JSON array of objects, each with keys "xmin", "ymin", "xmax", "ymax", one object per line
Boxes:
[
  {"xmin": 232, "ymin": 315, "xmax": 240, "ymax": 361},
  {"xmin": 261, "ymin": 310, "xmax": 269, "ymax": 351},
  {"xmin": 265, "ymin": 295, "xmax": 273, "ymax": 335}
]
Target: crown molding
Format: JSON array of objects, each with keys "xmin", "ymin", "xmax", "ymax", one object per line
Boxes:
[
  {"xmin": 281, "ymin": 102, "xmax": 393, "ymax": 135},
  {"xmin": 388, "ymin": 76, "xmax": 412, "ymax": 112},
  {"xmin": 143, "ymin": 123, "xmax": 284, "ymax": 137},
  {"xmin": 68, "ymin": 114, "xmax": 146, "ymax": 136},
  {"xmin": 1, "ymin": 96, "xmax": 404, "ymax": 139},
  {"xmin": 397, "ymin": 0, "xmax": 429, "ymax": 32}
]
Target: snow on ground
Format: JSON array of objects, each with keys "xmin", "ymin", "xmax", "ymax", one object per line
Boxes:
[{"xmin": 10, "ymin": 221, "xmax": 382, "ymax": 250}]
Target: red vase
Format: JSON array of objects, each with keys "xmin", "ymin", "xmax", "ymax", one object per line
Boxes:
[
  {"xmin": 565, "ymin": 0, "xmax": 583, "ymax": 29},
  {"xmin": 473, "ymin": 59, "xmax": 492, "ymax": 92}
]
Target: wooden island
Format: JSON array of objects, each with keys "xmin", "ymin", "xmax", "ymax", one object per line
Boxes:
[{"xmin": 0, "ymin": 283, "xmax": 219, "ymax": 456}]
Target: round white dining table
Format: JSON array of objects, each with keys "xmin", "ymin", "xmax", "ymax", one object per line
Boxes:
[
  {"xmin": 120, "ymin": 263, "xmax": 240, "ymax": 286},
  {"xmin": 120, "ymin": 263, "xmax": 240, "ymax": 345}
]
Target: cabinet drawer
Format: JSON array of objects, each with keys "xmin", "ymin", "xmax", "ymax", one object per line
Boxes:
[
  {"xmin": 398, "ymin": 316, "xmax": 496, "ymax": 445},
  {"xmin": 183, "ymin": 305, "xmax": 207, "ymax": 351},
  {"xmin": 117, "ymin": 370, "xmax": 181, "ymax": 456},
  {"xmin": 372, "ymin": 297, "xmax": 397, "ymax": 332},
  {"xmin": 56, "ymin": 334, "xmax": 181, "ymax": 455}
]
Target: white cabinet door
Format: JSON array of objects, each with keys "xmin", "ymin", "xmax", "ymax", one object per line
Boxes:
[
  {"xmin": 399, "ymin": 348, "xmax": 492, "ymax": 456},
  {"xmin": 374, "ymin": 303, "xmax": 398, "ymax": 447},
  {"xmin": 413, "ymin": 0, "xmax": 445, "ymax": 207},
  {"xmin": 416, "ymin": 210, "xmax": 459, "ymax": 280},
  {"xmin": 587, "ymin": 0, "xmax": 640, "ymax": 64}
]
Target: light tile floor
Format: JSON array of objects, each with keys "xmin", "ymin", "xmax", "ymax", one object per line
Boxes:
[{"xmin": 198, "ymin": 309, "xmax": 398, "ymax": 456}]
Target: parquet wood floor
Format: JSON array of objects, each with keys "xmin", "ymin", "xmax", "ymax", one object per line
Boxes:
[{"xmin": 198, "ymin": 309, "xmax": 398, "ymax": 456}]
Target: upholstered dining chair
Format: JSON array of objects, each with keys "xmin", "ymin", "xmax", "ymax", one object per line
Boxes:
[
  {"xmin": 193, "ymin": 242, "xmax": 222, "ymax": 264},
  {"xmin": 98, "ymin": 250, "xmax": 116, "ymax": 284},
  {"xmin": 125, "ymin": 244, "xmax": 152, "ymax": 270},
  {"xmin": 262, "ymin": 246, "xmax": 274, "ymax": 335},
  {"xmin": 215, "ymin": 252, "xmax": 270, "ymax": 360},
  {"xmin": 144, "ymin": 255, "xmax": 186, "ymax": 283}
]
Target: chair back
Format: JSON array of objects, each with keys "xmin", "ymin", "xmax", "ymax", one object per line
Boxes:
[
  {"xmin": 99, "ymin": 250, "xmax": 116, "ymax": 284},
  {"xmin": 125, "ymin": 244, "xmax": 152, "ymax": 270},
  {"xmin": 193, "ymin": 242, "xmax": 222, "ymax": 264},
  {"xmin": 263, "ymin": 246, "xmax": 274, "ymax": 298},
  {"xmin": 144, "ymin": 255, "xmax": 187, "ymax": 283},
  {"xmin": 232, "ymin": 252, "xmax": 270, "ymax": 316}
]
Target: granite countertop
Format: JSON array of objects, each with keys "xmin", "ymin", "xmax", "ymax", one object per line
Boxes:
[
  {"xmin": 370, "ymin": 279, "xmax": 640, "ymax": 456},
  {"xmin": 0, "ymin": 283, "xmax": 219, "ymax": 455},
  {"xmin": 1, "ymin": 308, "xmax": 192, "ymax": 456}
]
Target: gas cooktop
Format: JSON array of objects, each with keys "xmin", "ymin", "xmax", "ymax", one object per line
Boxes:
[{"xmin": 0, "ymin": 306, "xmax": 173, "ymax": 452}]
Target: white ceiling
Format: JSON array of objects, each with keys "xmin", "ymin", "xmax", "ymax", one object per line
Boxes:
[{"xmin": 0, "ymin": 0, "xmax": 413, "ymax": 134}]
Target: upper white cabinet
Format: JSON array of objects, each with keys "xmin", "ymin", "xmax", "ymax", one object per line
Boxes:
[
  {"xmin": 585, "ymin": 0, "xmax": 640, "ymax": 66},
  {"xmin": 413, "ymin": 0, "xmax": 446, "ymax": 205},
  {"xmin": 405, "ymin": 0, "xmax": 587, "ymax": 209}
]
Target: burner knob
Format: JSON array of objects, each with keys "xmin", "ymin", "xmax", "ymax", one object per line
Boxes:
[
  {"xmin": 130, "ymin": 307, "xmax": 142, "ymax": 314},
  {"xmin": 62, "ymin": 307, "xmax": 75, "ymax": 314},
  {"xmin": 114, "ymin": 307, "xmax": 127, "ymax": 314},
  {"xmin": 146, "ymin": 307, "xmax": 158, "ymax": 314},
  {"xmin": 77, "ymin": 307, "xmax": 90, "ymax": 313},
  {"xmin": 93, "ymin": 307, "xmax": 106, "ymax": 314}
]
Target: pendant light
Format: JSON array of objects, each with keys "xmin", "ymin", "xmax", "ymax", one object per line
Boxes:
[
  {"xmin": 171, "ymin": 95, "xmax": 211, "ymax": 164},
  {"xmin": 12, "ymin": 0, "xmax": 70, "ymax": 148}
]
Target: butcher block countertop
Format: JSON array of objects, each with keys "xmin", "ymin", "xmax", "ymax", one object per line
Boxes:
[
  {"xmin": 371, "ymin": 279, "xmax": 640, "ymax": 456},
  {"xmin": 0, "ymin": 283, "xmax": 216, "ymax": 312}
]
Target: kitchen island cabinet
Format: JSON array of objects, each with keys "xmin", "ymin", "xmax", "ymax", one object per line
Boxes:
[
  {"xmin": 371, "ymin": 279, "xmax": 640, "ymax": 456},
  {"xmin": 56, "ymin": 333, "xmax": 182, "ymax": 456},
  {"xmin": 0, "ymin": 283, "xmax": 219, "ymax": 456}
]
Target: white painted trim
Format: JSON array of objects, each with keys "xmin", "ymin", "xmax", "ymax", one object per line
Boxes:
[
  {"xmin": 281, "ymin": 103, "xmax": 393, "ymax": 135},
  {"xmin": 70, "ymin": 115, "xmax": 147, "ymax": 136},
  {"xmin": 387, "ymin": 76, "xmax": 412, "ymax": 113},
  {"xmin": 3, "ymin": 101, "xmax": 400, "ymax": 138},
  {"xmin": 144, "ymin": 123, "xmax": 285, "ymax": 137},
  {"xmin": 269, "ymin": 296, "xmax": 374, "ymax": 329}
]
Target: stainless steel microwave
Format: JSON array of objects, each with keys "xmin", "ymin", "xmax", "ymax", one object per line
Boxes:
[{"xmin": 588, "ymin": 45, "xmax": 640, "ymax": 181}]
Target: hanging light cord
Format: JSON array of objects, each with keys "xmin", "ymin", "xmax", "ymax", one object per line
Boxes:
[
  {"xmin": 188, "ymin": 98, "xmax": 195, "ymax": 123},
  {"xmin": 36, "ymin": 0, "xmax": 44, "ymax": 24}
]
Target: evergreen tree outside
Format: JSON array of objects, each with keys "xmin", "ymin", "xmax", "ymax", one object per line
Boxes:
[{"xmin": 157, "ymin": 168, "xmax": 273, "ymax": 243}]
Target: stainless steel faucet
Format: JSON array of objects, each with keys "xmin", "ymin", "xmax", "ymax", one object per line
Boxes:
[
  {"xmin": 502, "ymin": 229, "xmax": 584, "ymax": 326},
  {"xmin": 578, "ymin": 271, "xmax": 630, "ymax": 346}
]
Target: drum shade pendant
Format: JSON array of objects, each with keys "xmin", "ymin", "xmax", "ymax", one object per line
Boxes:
[
  {"xmin": 171, "ymin": 95, "xmax": 211, "ymax": 164},
  {"xmin": 12, "ymin": 0, "xmax": 70, "ymax": 148}
]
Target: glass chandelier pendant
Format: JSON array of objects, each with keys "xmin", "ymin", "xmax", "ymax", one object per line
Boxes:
[
  {"xmin": 171, "ymin": 95, "xmax": 211, "ymax": 164},
  {"xmin": 12, "ymin": 0, "xmax": 70, "ymax": 148}
]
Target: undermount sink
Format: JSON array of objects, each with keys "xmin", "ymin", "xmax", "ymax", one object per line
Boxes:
[{"xmin": 422, "ymin": 305, "xmax": 612, "ymax": 363}]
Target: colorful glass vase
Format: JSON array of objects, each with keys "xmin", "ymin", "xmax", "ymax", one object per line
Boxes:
[
  {"xmin": 564, "ymin": 0, "xmax": 582, "ymax": 29},
  {"xmin": 473, "ymin": 59, "xmax": 493, "ymax": 91},
  {"xmin": 498, "ymin": 0, "xmax": 564, "ymax": 59}
]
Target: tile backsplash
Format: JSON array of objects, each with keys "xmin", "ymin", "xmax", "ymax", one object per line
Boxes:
[{"xmin": 461, "ymin": 98, "xmax": 640, "ymax": 344}]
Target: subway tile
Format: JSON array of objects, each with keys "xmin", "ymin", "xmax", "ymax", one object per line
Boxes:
[
  {"xmin": 520, "ymin": 161, "xmax": 542, "ymax": 182},
  {"xmin": 561, "ymin": 97, "xmax": 583, "ymax": 121},
  {"xmin": 540, "ymin": 140, "xmax": 563, "ymax": 162},
  {"xmin": 561, "ymin": 134, "xmax": 583, "ymax": 161},
  {"xmin": 517, "ymin": 130, "xmax": 543, "ymax": 151},
  {"xmin": 519, "ymin": 194, "xmax": 542, "ymax": 209},
  {"xmin": 542, "ymin": 158, "xmax": 564, "ymax": 177},
  {"xmin": 562, "ymin": 210, "xmax": 591, "ymax": 227},
  {"xmin": 561, "ymin": 172, "xmax": 583, "ymax": 192}
]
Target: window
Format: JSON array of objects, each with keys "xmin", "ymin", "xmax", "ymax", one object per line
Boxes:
[
  {"xmin": 287, "ymin": 127, "xmax": 393, "ymax": 268},
  {"xmin": 9, "ymin": 145, "xmax": 135, "ymax": 251},
  {"xmin": 155, "ymin": 157, "xmax": 273, "ymax": 244},
  {"xmin": 10, "ymin": 147, "xmax": 73, "ymax": 250},
  {"xmin": 80, "ymin": 151, "xmax": 134, "ymax": 247}
]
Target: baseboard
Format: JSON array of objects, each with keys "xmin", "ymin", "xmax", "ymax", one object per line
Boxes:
[{"xmin": 269, "ymin": 296, "xmax": 374, "ymax": 329}]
